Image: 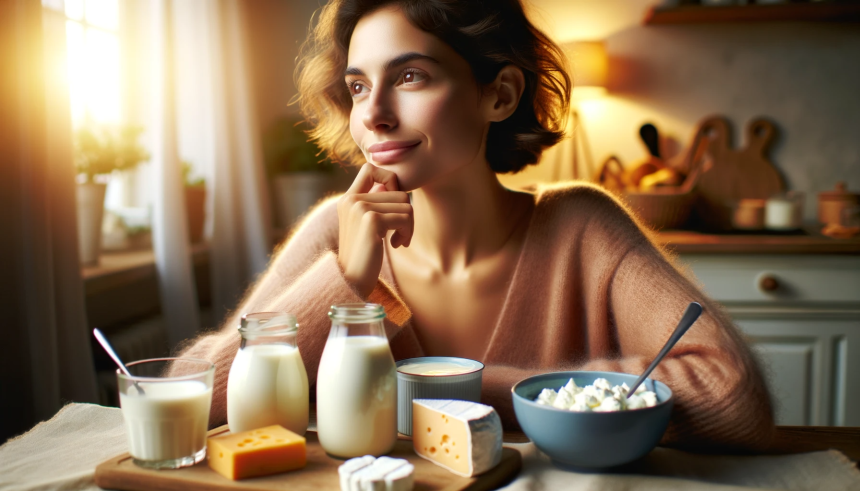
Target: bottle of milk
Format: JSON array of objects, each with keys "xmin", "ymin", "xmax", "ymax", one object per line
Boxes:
[
  {"xmin": 227, "ymin": 312, "xmax": 309, "ymax": 435},
  {"xmin": 317, "ymin": 303, "xmax": 397, "ymax": 458}
]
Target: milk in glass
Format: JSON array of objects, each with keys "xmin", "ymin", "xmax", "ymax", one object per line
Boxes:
[
  {"xmin": 117, "ymin": 357, "xmax": 214, "ymax": 469},
  {"xmin": 226, "ymin": 312, "xmax": 309, "ymax": 435},
  {"xmin": 317, "ymin": 304, "xmax": 396, "ymax": 458},
  {"xmin": 120, "ymin": 381, "xmax": 212, "ymax": 461}
]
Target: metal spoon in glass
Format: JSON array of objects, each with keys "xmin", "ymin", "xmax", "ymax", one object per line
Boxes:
[
  {"xmin": 627, "ymin": 302, "xmax": 703, "ymax": 398},
  {"xmin": 93, "ymin": 328, "xmax": 145, "ymax": 395}
]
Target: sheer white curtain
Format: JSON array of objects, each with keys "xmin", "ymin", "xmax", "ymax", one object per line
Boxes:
[
  {"xmin": 149, "ymin": 0, "xmax": 200, "ymax": 347},
  {"xmin": 0, "ymin": 0, "xmax": 98, "ymax": 441},
  {"xmin": 129, "ymin": 0, "xmax": 271, "ymax": 345},
  {"xmin": 204, "ymin": 0, "xmax": 273, "ymax": 322}
]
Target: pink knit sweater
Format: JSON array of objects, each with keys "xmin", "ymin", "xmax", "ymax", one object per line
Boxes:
[{"xmin": 177, "ymin": 183, "xmax": 775, "ymax": 451}]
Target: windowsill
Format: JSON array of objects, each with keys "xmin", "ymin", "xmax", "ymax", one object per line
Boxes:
[
  {"xmin": 82, "ymin": 242, "xmax": 209, "ymax": 292},
  {"xmin": 82, "ymin": 243, "xmax": 211, "ymax": 329}
]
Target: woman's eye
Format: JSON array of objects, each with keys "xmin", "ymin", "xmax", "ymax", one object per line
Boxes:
[
  {"xmin": 348, "ymin": 82, "xmax": 367, "ymax": 96},
  {"xmin": 401, "ymin": 70, "xmax": 426, "ymax": 85}
]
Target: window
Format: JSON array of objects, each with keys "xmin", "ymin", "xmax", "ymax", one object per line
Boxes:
[{"xmin": 52, "ymin": 0, "xmax": 122, "ymax": 127}]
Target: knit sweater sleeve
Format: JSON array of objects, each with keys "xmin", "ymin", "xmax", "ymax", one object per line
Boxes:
[
  {"xmin": 576, "ymin": 197, "xmax": 776, "ymax": 452},
  {"xmin": 588, "ymin": 243, "xmax": 775, "ymax": 451},
  {"xmin": 171, "ymin": 197, "xmax": 413, "ymax": 428},
  {"xmin": 482, "ymin": 186, "xmax": 774, "ymax": 452}
]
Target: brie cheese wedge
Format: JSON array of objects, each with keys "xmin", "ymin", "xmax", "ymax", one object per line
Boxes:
[{"xmin": 411, "ymin": 399, "xmax": 503, "ymax": 477}]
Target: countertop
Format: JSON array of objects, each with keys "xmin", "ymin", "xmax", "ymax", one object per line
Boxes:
[
  {"xmin": 80, "ymin": 229, "xmax": 860, "ymax": 294},
  {"xmin": 656, "ymin": 228, "xmax": 860, "ymax": 255}
]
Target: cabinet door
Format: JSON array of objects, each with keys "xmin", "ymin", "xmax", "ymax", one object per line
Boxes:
[{"xmin": 734, "ymin": 316, "xmax": 860, "ymax": 427}]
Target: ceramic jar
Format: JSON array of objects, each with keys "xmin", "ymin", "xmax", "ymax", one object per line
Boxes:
[{"xmin": 818, "ymin": 182, "xmax": 859, "ymax": 226}]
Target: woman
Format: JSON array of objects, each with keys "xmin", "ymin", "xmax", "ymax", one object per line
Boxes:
[{"xmin": 179, "ymin": 0, "xmax": 774, "ymax": 451}]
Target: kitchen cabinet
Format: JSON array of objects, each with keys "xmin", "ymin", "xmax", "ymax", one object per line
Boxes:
[{"xmin": 678, "ymin": 254, "xmax": 860, "ymax": 427}]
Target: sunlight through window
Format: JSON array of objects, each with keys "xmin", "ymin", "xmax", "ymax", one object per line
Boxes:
[{"xmin": 61, "ymin": 0, "xmax": 121, "ymax": 126}]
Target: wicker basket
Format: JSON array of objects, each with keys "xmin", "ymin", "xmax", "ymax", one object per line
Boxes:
[{"xmin": 622, "ymin": 188, "xmax": 696, "ymax": 230}]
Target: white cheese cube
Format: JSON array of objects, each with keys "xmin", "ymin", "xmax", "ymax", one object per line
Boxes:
[
  {"xmin": 339, "ymin": 456, "xmax": 375, "ymax": 491},
  {"xmin": 383, "ymin": 461, "xmax": 414, "ymax": 491},
  {"xmin": 338, "ymin": 456, "xmax": 413, "ymax": 491}
]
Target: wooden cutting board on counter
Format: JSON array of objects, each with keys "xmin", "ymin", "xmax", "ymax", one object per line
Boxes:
[
  {"xmin": 692, "ymin": 115, "xmax": 785, "ymax": 230},
  {"xmin": 94, "ymin": 426, "xmax": 522, "ymax": 491}
]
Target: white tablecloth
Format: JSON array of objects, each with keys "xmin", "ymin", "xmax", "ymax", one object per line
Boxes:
[{"xmin": 2, "ymin": 403, "xmax": 859, "ymax": 491}]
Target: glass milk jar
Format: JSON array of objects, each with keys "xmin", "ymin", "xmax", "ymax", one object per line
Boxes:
[
  {"xmin": 317, "ymin": 303, "xmax": 397, "ymax": 458},
  {"xmin": 227, "ymin": 312, "xmax": 309, "ymax": 435}
]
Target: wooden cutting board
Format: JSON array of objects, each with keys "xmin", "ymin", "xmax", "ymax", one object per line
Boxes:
[
  {"xmin": 94, "ymin": 426, "xmax": 522, "ymax": 491},
  {"xmin": 692, "ymin": 115, "xmax": 785, "ymax": 230}
]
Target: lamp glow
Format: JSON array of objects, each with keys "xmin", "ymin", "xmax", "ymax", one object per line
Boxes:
[{"xmin": 567, "ymin": 41, "xmax": 608, "ymax": 98}]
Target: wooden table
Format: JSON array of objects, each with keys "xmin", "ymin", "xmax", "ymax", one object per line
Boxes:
[
  {"xmin": 503, "ymin": 426, "xmax": 860, "ymax": 465},
  {"xmin": 309, "ymin": 406, "xmax": 860, "ymax": 463},
  {"xmin": 768, "ymin": 426, "xmax": 860, "ymax": 463}
]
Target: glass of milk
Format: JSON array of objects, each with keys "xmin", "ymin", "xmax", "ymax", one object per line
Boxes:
[
  {"xmin": 118, "ymin": 357, "xmax": 214, "ymax": 469},
  {"xmin": 317, "ymin": 303, "xmax": 397, "ymax": 458},
  {"xmin": 227, "ymin": 312, "xmax": 309, "ymax": 435}
]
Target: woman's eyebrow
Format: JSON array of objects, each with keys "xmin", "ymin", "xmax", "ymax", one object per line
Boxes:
[{"xmin": 344, "ymin": 52, "xmax": 440, "ymax": 77}]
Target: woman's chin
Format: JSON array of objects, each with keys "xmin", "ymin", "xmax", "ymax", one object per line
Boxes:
[
  {"xmin": 371, "ymin": 164, "xmax": 422, "ymax": 192},
  {"xmin": 394, "ymin": 177, "xmax": 421, "ymax": 193}
]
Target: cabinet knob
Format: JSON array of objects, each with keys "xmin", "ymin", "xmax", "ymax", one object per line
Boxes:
[{"xmin": 759, "ymin": 275, "xmax": 779, "ymax": 292}]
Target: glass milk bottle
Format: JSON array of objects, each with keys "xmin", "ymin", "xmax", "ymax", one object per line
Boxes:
[
  {"xmin": 317, "ymin": 303, "xmax": 397, "ymax": 458},
  {"xmin": 227, "ymin": 312, "xmax": 309, "ymax": 435}
]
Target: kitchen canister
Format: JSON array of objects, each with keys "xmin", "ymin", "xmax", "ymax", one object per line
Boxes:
[
  {"xmin": 765, "ymin": 191, "xmax": 804, "ymax": 230},
  {"xmin": 818, "ymin": 182, "xmax": 859, "ymax": 226},
  {"xmin": 395, "ymin": 357, "xmax": 483, "ymax": 436},
  {"xmin": 732, "ymin": 198, "xmax": 766, "ymax": 230}
]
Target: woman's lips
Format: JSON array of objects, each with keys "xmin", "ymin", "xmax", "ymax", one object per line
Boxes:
[{"xmin": 367, "ymin": 140, "xmax": 420, "ymax": 164}]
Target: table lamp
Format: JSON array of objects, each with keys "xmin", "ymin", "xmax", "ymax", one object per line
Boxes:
[{"xmin": 563, "ymin": 41, "xmax": 608, "ymax": 181}]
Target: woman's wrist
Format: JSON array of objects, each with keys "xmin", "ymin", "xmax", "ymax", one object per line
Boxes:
[{"xmin": 339, "ymin": 258, "xmax": 376, "ymax": 299}]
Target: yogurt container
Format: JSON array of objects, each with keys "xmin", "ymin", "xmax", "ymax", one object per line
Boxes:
[{"xmin": 395, "ymin": 357, "xmax": 483, "ymax": 435}]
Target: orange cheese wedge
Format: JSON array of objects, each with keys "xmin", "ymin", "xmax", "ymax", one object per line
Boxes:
[{"xmin": 207, "ymin": 425, "xmax": 306, "ymax": 480}]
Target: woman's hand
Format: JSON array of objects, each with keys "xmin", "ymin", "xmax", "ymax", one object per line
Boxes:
[{"xmin": 337, "ymin": 163, "xmax": 414, "ymax": 297}]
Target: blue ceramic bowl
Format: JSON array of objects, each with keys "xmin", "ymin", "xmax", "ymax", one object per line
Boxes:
[{"xmin": 511, "ymin": 371, "xmax": 673, "ymax": 470}]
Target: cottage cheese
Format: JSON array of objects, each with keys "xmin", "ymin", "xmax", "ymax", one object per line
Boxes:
[{"xmin": 534, "ymin": 378, "xmax": 658, "ymax": 412}]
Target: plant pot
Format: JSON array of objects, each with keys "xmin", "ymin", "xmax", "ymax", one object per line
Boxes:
[
  {"xmin": 185, "ymin": 186, "xmax": 206, "ymax": 243},
  {"xmin": 271, "ymin": 173, "xmax": 335, "ymax": 230},
  {"xmin": 76, "ymin": 182, "xmax": 107, "ymax": 265}
]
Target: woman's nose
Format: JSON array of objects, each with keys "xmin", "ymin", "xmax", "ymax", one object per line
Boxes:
[{"xmin": 363, "ymin": 88, "xmax": 397, "ymax": 132}]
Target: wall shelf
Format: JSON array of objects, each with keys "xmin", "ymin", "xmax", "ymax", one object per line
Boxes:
[{"xmin": 644, "ymin": 3, "xmax": 860, "ymax": 25}]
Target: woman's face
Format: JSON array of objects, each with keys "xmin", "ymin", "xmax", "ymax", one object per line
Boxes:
[{"xmin": 346, "ymin": 6, "xmax": 489, "ymax": 191}]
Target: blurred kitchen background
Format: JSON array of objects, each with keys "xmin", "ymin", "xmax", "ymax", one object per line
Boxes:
[{"xmin": 2, "ymin": 0, "xmax": 859, "ymax": 442}]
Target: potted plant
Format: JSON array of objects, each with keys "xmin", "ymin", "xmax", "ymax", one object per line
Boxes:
[
  {"xmin": 183, "ymin": 161, "xmax": 206, "ymax": 244},
  {"xmin": 74, "ymin": 123, "xmax": 150, "ymax": 265},
  {"xmin": 262, "ymin": 115, "xmax": 342, "ymax": 230}
]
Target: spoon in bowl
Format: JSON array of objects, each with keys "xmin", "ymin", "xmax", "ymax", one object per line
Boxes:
[
  {"xmin": 93, "ymin": 328, "xmax": 145, "ymax": 395},
  {"xmin": 627, "ymin": 302, "xmax": 703, "ymax": 398}
]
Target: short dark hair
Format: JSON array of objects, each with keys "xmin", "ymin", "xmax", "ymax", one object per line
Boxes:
[{"xmin": 296, "ymin": 0, "xmax": 571, "ymax": 174}]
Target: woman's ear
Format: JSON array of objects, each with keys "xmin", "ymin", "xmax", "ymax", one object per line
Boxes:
[{"xmin": 483, "ymin": 65, "xmax": 525, "ymax": 123}]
